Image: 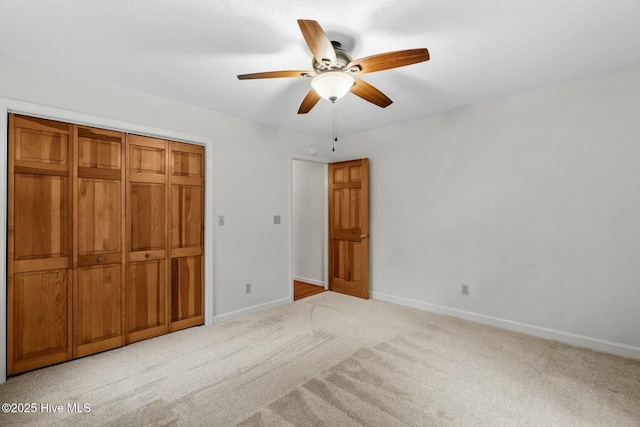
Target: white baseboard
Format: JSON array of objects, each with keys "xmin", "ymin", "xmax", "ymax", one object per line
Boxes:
[
  {"xmin": 213, "ymin": 297, "xmax": 290, "ymax": 324},
  {"xmin": 372, "ymin": 292, "xmax": 640, "ymax": 360},
  {"xmin": 293, "ymin": 276, "xmax": 326, "ymax": 288}
]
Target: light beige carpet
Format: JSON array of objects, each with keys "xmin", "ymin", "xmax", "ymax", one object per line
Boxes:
[{"xmin": 0, "ymin": 292, "xmax": 638, "ymax": 426}]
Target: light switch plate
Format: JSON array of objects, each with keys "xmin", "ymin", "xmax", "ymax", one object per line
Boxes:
[{"xmin": 273, "ymin": 215, "xmax": 281, "ymax": 225}]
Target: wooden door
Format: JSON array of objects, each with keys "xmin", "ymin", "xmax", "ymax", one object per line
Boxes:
[
  {"xmin": 328, "ymin": 159, "xmax": 370, "ymax": 299},
  {"xmin": 7, "ymin": 114, "xmax": 74, "ymax": 374},
  {"xmin": 73, "ymin": 126, "xmax": 126, "ymax": 357},
  {"xmin": 125, "ymin": 134, "xmax": 170, "ymax": 343},
  {"xmin": 169, "ymin": 141, "xmax": 204, "ymax": 331}
]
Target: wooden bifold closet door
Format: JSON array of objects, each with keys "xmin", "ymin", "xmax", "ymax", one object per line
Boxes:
[
  {"xmin": 73, "ymin": 125, "xmax": 126, "ymax": 358},
  {"xmin": 169, "ymin": 141, "xmax": 204, "ymax": 331},
  {"xmin": 7, "ymin": 115, "xmax": 74, "ymax": 375},
  {"xmin": 7, "ymin": 114, "xmax": 205, "ymax": 375},
  {"xmin": 126, "ymin": 134, "xmax": 170, "ymax": 343}
]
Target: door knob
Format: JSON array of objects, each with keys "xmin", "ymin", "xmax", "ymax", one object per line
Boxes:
[
  {"xmin": 360, "ymin": 233, "xmax": 368, "ymax": 239},
  {"xmin": 97, "ymin": 256, "xmax": 105, "ymax": 263}
]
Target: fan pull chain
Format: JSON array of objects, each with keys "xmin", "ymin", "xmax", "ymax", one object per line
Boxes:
[{"xmin": 332, "ymin": 101, "xmax": 338, "ymax": 153}]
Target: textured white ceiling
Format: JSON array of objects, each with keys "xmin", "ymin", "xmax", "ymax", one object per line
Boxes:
[{"xmin": 1, "ymin": 1, "xmax": 639, "ymax": 137}]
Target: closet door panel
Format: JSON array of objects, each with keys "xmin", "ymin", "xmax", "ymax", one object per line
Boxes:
[
  {"xmin": 171, "ymin": 184, "xmax": 203, "ymax": 254},
  {"xmin": 9, "ymin": 270, "xmax": 72, "ymax": 374},
  {"xmin": 129, "ymin": 143, "xmax": 166, "ymax": 175},
  {"xmin": 172, "ymin": 150, "xmax": 201, "ymax": 177},
  {"xmin": 127, "ymin": 260, "xmax": 167, "ymax": 342},
  {"xmin": 78, "ymin": 137, "xmax": 121, "ymax": 170},
  {"xmin": 14, "ymin": 129, "xmax": 68, "ymax": 165},
  {"xmin": 12, "ymin": 115, "xmax": 70, "ymax": 175},
  {"xmin": 130, "ymin": 182, "xmax": 165, "ymax": 252},
  {"xmin": 77, "ymin": 178, "xmax": 122, "ymax": 255},
  {"xmin": 74, "ymin": 265, "xmax": 123, "ymax": 357},
  {"xmin": 14, "ymin": 174, "xmax": 69, "ymax": 261},
  {"xmin": 171, "ymin": 256, "xmax": 203, "ymax": 328}
]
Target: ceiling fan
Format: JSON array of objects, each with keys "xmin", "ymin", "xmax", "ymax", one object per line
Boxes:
[{"xmin": 237, "ymin": 19, "xmax": 430, "ymax": 114}]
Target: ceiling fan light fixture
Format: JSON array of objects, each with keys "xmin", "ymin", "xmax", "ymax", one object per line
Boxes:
[{"xmin": 311, "ymin": 71, "xmax": 354, "ymax": 102}]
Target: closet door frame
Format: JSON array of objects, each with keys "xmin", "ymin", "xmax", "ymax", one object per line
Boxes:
[{"xmin": 0, "ymin": 99, "xmax": 214, "ymax": 384}]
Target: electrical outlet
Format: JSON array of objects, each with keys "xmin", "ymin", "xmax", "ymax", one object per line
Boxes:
[
  {"xmin": 461, "ymin": 284, "xmax": 469, "ymax": 296},
  {"xmin": 273, "ymin": 215, "xmax": 281, "ymax": 225},
  {"xmin": 218, "ymin": 215, "xmax": 225, "ymax": 226},
  {"xmin": 245, "ymin": 283, "xmax": 251, "ymax": 294}
]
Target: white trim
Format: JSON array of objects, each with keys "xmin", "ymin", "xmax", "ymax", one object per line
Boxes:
[
  {"xmin": 372, "ymin": 292, "xmax": 640, "ymax": 360},
  {"xmin": 288, "ymin": 154, "xmax": 331, "ymax": 302},
  {"xmin": 203, "ymin": 143, "xmax": 215, "ymax": 327},
  {"xmin": 0, "ymin": 97, "xmax": 216, "ymax": 384},
  {"xmin": 293, "ymin": 276, "xmax": 326, "ymax": 288},
  {"xmin": 291, "ymin": 153, "xmax": 330, "ymax": 164},
  {"xmin": 213, "ymin": 297, "xmax": 290, "ymax": 324},
  {"xmin": 323, "ymin": 163, "xmax": 328, "ymax": 290},
  {"xmin": 0, "ymin": 107, "xmax": 7, "ymax": 385},
  {"xmin": 5, "ymin": 100, "xmax": 211, "ymax": 146}
]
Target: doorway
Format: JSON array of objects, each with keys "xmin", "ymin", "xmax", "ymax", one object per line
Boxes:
[{"xmin": 290, "ymin": 155, "xmax": 329, "ymax": 301}]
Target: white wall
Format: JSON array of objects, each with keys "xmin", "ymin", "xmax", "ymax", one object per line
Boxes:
[
  {"xmin": 336, "ymin": 64, "xmax": 640, "ymax": 357},
  {"xmin": 292, "ymin": 160, "xmax": 326, "ymax": 286}
]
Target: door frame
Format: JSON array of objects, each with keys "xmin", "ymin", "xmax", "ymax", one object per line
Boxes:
[
  {"xmin": 288, "ymin": 154, "xmax": 330, "ymax": 302},
  {"xmin": 0, "ymin": 97, "xmax": 215, "ymax": 384}
]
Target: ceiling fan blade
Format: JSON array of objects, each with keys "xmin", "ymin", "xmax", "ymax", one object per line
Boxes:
[
  {"xmin": 350, "ymin": 78, "xmax": 393, "ymax": 108},
  {"xmin": 297, "ymin": 19, "xmax": 337, "ymax": 67},
  {"xmin": 298, "ymin": 89, "xmax": 321, "ymax": 114},
  {"xmin": 237, "ymin": 70, "xmax": 313, "ymax": 80},
  {"xmin": 347, "ymin": 48, "xmax": 430, "ymax": 74}
]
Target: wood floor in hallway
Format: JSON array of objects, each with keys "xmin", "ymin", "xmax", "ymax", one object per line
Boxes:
[{"xmin": 294, "ymin": 280, "xmax": 326, "ymax": 301}]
